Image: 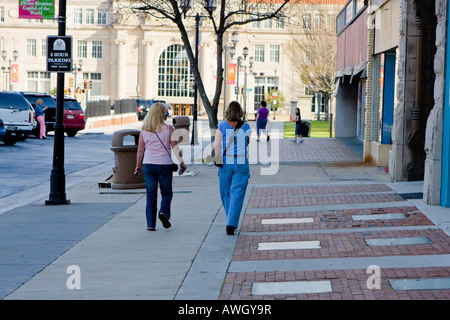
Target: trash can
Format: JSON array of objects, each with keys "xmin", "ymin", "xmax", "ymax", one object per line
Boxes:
[
  {"xmin": 172, "ymin": 116, "xmax": 190, "ymax": 145},
  {"xmin": 110, "ymin": 129, "xmax": 145, "ymax": 189}
]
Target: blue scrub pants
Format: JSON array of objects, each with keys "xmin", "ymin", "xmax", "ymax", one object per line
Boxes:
[{"xmin": 218, "ymin": 163, "xmax": 250, "ymax": 229}]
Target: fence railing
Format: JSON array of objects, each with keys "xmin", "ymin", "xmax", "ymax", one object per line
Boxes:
[
  {"xmin": 85, "ymin": 99, "xmax": 138, "ymax": 120},
  {"xmin": 85, "ymin": 100, "xmax": 111, "ymax": 120}
]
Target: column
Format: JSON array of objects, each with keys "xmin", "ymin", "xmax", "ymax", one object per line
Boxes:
[
  {"xmin": 142, "ymin": 39, "xmax": 154, "ymax": 99},
  {"xmin": 115, "ymin": 39, "xmax": 127, "ymax": 99}
]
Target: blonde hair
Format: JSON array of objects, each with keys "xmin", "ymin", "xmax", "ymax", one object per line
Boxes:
[
  {"xmin": 142, "ymin": 102, "xmax": 166, "ymax": 132},
  {"xmin": 224, "ymin": 101, "xmax": 244, "ymax": 121},
  {"xmin": 36, "ymin": 98, "xmax": 44, "ymax": 105}
]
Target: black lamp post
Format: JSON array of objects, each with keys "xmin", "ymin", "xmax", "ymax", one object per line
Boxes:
[
  {"xmin": 237, "ymin": 48, "xmax": 253, "ymax": 122},
  {"xmin": 46, "ymin": 0, "xmax": 70, "ymax": 205}
]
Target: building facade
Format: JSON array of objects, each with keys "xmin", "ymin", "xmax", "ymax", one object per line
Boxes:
[
  {"xmin": 0, "ymin": 0, "xmax": 345, "ymax": 119},
  {"xmin": 336, "ymin": 0, "xmax": 450, "ymax": 207}
]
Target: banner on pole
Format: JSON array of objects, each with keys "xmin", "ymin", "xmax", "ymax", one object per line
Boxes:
[
  {"xmin": 19, "ymin": 0, "xmax": 55, "ymax": 20},
  {"xmin": 227, "ymin": 63, "xmax": 236, "ymax": 85},
  {"xmin": 11, "ymin": 64, "xmax": 19, "ymax": 83}
]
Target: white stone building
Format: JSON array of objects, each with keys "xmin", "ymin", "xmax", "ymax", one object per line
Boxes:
[{"xmin": 0, "ymin": 0, "xmax": 345, "ymax": 119}]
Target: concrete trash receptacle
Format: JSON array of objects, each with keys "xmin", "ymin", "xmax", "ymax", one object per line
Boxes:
[
  {"xmin": 110, "ymin": 129, "xmax": 145, "ymax": 189},
  {"xmin": 172, "ymin": 116, "xmax": 190, "ymax": 145}
]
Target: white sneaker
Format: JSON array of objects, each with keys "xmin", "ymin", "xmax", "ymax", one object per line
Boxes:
[{"xmin": 300, "ymin": 139, "xmax": 304, "ymax": 143}]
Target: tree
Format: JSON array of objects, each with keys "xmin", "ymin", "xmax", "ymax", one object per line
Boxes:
[
  {"xmin": 284, "ymin": 2, "xmax": 339, "ymax": 120},
  {"xmin": 120, "ymin": 0, "xmax": 290, "ymax": 131},
  {"xmin": 266, "ymin": 89, "xmax": 286, "ymax": 117}
]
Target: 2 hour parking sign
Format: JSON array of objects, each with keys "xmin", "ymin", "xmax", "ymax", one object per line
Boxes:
[{"xmin": 47, "ymin": 36, "xmax": 72, "ymax": 73}]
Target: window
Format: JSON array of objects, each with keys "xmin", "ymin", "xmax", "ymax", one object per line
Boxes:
[
  {"xmin": 27, "ymin": 39, "xmax": 37, "ymax": 57},
  {"xmin": 276, "ymin": 17, "xmax": 285, "ymax": 29},
  {"xmin": 267, "ymin": 77, "xmax": 279, "ymax": 96},
  {"xmin": 73, "ymin": 9, "xmax": 82, "ymax": 24},
  {"xmin": 41, "ymin": 39, "xmax": 47, "ymax": 57},
  {"xmin": 252, "ymin": 20, "xmax": 261, "ymax": 28},
  {"xmin": 98, "ymin": 10, "xmax": 107, "ymax": 25},
  {"xmin": 314, "ymin": 14, "xmax": 322, "ymax": 30},
  {"xmin": 269, "ymin": 45, "xmax": 280, "ymax": 63},
  {"xmin": 158, "ymin": 44, "xmax": 194, "ymax": 98},
  {"xmin": 0, "ymin": 6, "xmax": 4, "ymax": 23},
  {"xmin": 253, "ymin": 77, "xmax": 265, "ymax": 110},
  {"xmin": 302, "ymin": 14, "xmax": 311, "ymax": 30},
  {"xmin": 326, "ymin": 14, "xmax": 335, "ymax": 31},
  {"xmin": 92, "ymin": 41, "xmax": 102, "ymax": 59},
  {"xmin": 356, "ymin": 0, "xmax": 366, "ymax": 13},
  {"xmin": 77, "ymin": 40, "xmax": 87, "ymax": 58},
  {"xmin": 86, "ymin": 9, "xmax": 94, "ymax": 24},
  {"xmin": 254, "ymin": 45, "xmax": 265, "ymax": 63},
  {"xmin": 27, "ymin": 71, "xmax": 51, "ymax": 93},
  {"xmin": 264, "ymin": 19, "xmax": 272, "ymax": 29}
]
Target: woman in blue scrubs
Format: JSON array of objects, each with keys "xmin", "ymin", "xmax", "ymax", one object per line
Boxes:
[{"xmin": 214, "ymin": 101, "xmax": 252, "ymax": 235}]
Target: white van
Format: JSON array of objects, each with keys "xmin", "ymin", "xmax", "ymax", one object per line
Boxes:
[{"xmin": 0, "ymin": 91, "xmax": 36, "ymax": 145}]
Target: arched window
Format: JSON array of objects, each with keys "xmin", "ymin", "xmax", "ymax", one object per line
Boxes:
[{"xmin": 158, "ymin": 44, "xmax": 194, "ymax": 97}]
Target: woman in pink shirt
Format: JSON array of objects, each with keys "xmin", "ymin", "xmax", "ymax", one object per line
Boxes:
[{"xmin": 135, "ymin": 102, "xmax": 186, "ymax": 231}]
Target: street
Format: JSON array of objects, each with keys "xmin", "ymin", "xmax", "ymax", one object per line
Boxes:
[{"xmin": 0, "ymin": 132, "xmax": 114, "ymax": 214}]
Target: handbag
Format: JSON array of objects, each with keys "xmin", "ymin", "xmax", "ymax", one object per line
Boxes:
[
  {"xmin": 208, "ymin": 121, "xmax": 243, "ymax": 167},
  {"xmin": 155, "ymin": 131, "xmax": 179, "ymax": 172}
]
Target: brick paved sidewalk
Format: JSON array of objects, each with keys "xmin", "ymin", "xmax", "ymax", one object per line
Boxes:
[{"xmin": 219, "ymin": 183, "xmax": 450, "ymax": 300}]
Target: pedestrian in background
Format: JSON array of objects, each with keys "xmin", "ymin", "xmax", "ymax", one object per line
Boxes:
[
  {"xmin": 214, "ymin": 101, "xmax": 252, "ymax": 235},
  {"xmin": 292, "ymin": 107, "xmax": 304, "ymax": 143},
  {"xmin": 74, "ymin": 87, "xmax": 84, "ymax": 109},
  {"xmin": 135, "ymin": 102, "xmax": 187, "ymax": 231},
  {"xmin": 35, "ymin": 98, "xmax": 47, "ymax": 140},
  {"xmin": 255, "ymin": 100, "xmax": 270, "ymax": 142}
]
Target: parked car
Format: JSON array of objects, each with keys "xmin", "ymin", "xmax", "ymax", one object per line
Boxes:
[
  {"xmin": 20, "ymin": 92, "xmax": 56, "ymax": 138},
  {"xmin": 166, "ymin": 103, "xmax": 173, "ymax": 118},
  {"xmin": 0, "ymin": 118, "xmax": 6, "ymax": 143},
  {"xmin": 63, "ymin": 97, "xmax": 85, "ymax": 137},
  {"xmin": 0, "ymin": 91, "xmax": 35, "ymax": 145},
  {"xmin": 136, "ymin": 99, "xmax": 172, "ymax": 120}
]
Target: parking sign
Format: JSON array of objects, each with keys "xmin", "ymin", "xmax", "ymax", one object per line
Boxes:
[{"xmin": 47, "ymin": 36, "xmax": 72, "ymax": 73}]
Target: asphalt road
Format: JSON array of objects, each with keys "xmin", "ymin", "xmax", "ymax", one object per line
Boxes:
[{"xmin": 0, "ymin": 132, "xmax": 114, "ymax": 202}]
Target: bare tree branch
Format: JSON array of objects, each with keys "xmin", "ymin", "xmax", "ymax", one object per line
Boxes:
[{"xmin": 117, "ymin": 0, "xmax": 292, "ymax": 129}]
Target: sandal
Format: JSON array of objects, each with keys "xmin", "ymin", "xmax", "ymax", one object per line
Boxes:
[{"xmin": 158, "ymin": 213, "xmax": 171, "ymax": 229}]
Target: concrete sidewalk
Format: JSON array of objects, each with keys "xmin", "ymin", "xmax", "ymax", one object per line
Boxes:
[{"xmin": 2, "ymin": 118, "xmax": 450, "ymax": 300}]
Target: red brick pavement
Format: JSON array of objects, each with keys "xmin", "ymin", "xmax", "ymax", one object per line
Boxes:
[
  {"xmin": 219, "ymin": 182, "xmax": 450, "ymax": 300},
  {"xmin": 247, "ymin": 192, "xmax": 406, "ymax": 208},
  {"xmin": 250, "ymin": 184, "xmax": 393, "ymax": 197},
  {"xmin": 219, "ymin": 267, "xmax": 450, "ymax": 300},
  {"xmin": 241, "ymin": 206, "xmax": 434, "ymax": 232},
  {"xmin": 233, "ymin": 228, "xmax": 450, "ymax": 261},
  {"xmin": 276, "ymin": 138, "xmax": 362, "ymax": 163}
]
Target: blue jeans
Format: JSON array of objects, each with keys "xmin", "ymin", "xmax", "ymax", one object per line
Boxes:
[
  {"xmin": 218, "ymin": 163, "xmax": 250, "ymax": 229},
  {"xmin": 143, "ymin": 164, "xmax": 173, "ymax": 229},
  {"xmin": 257, "ymin": 118, "xmax": 268, "ymax": 136}
]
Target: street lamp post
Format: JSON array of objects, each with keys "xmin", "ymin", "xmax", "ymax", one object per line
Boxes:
[
  {"xmin": 1, "ymin": 50, "xmax": 19, "ymax": 91},
  {"xmin": 46, "ymin": 0, "xmax": 70, "ymax": 205},
  {"xmin": 72, "ymin": 59, "xmax": 83, "ymax": 94},
  {"xmin": 223, "ymin": 42, "xmax": 236, "ymax": 119},
  {"xmin": 237, "ymin": 47, "xmax": 253, "ymax": 122}
]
